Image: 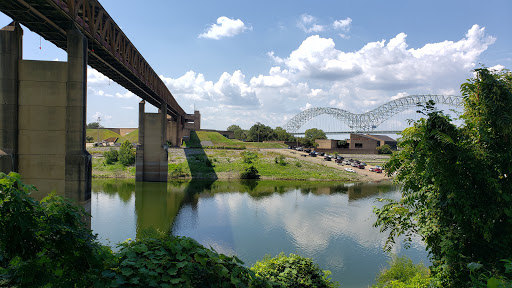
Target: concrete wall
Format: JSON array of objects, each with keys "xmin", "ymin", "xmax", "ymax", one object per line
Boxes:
[
  {"xmin": 136, "ymin": 101, "xmax": 168, "ymax": 182},
  {"xmin": 0, "ymin": 24, "xmax": 91, "ymax": 202},
  {"xmin": 0, "ymin": 23, "xmax": 22, "ymax": 173},
  {"xmin": 349, "ymin": 134, "xmax": 379, "ymax": 150},
  {"xmin": 316, "ymin": 139, "xmax": 338, "ymax": 149}
]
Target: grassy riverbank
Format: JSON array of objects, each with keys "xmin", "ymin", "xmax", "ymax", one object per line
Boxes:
[
  {"xmin": 88, "ymin": 131, "xmax": 389, "ymax": 181},
  {"xmin": 89, "ymin": 147, "xmax": 363, "ymax": 181}
]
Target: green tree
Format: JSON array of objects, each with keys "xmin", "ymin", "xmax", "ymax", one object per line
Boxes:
[
  {"xmin": 86, "ymin": 122, "xmax": 103, "ymax": 129},
  {"xmin": 376, "ymin": 144, "xmax": 392, "ymax": 154},
  {"xmin": 248, "ymin": 122, "xmax": 276, "ymax": 142},
  {"xmin": 118, "ymin": 140, "xmax": 135, "ymax": 166},
  {"xmin": 227, "ymin": 124, "xmax": 246, "ymax": 141},
  {"xmin": 274, "ymin": 126, "xmax": 295, "ymax": 141},
  {"xmin": 103, "ymin": 148, "xmax": 118, "ymax": 164},
  {"xmin": 373, "ymin": 68, "xmax": 512, "ymax": 287}
]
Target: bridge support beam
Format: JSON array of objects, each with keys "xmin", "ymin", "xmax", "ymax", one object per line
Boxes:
[
  {"xmin": 136, "ymin": 101, "xmax": 168, "ymax": 181},
  {"xmin": 166, "ymin": 115, "xmax": 183, "ymax": 147},
  {"xmin": 0, "ymin": 23, "xmax": 91, "ymax": 203}
]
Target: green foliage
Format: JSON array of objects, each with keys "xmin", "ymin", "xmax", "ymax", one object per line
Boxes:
[
  {"xmin": 86, "ymin": 135, "xmax": 94, "ymax": 143},
  {"xmin": 248, "ymin": 122, "xmax": 276, "ymax": 142},
  {"xmin": 376, "ymin": 144, "xmax": 392, "ymax": 154},
  {"xmin": 227, "ymin": 124, "xmax": 247, "ymax": 141},
  {"xmin": 304, "ymin": 128, "xmax": 327, "ymax": 141},
  {"xmin": 372, "ymin": 256, "xmax": 437, "ymax": 288},
  {"xmin": 104, "ymin": 148, "xmax": 119, "ymax": 164},
  {"xmin": 240, "ymin": 165, "xmax": 260, "ymax": 179},
  {"xmin": 251, "ymin": 253, "xmax": 339, "ymax": 288},
  {"xmin": 274, "ymin": 126, "xmax": 295, "ymax": 141},
  {"xmin": 87, "ymin": 121, "xmax": 103, "ymax": 129},
  {"xmin": 295, "ymin": 161, "xmax": 302, "ymax": 167},
  {"xmin": 241, "ymin": 151, "xmax": 258, "ymax": 164},
  {"xmin": 102, "ymin": 235, "xmax": 272, "ymax": 288},
  {"xmin": 373, "ymin": 68, "xmax": 512, "ymax": 287},
  {"xmin": 467, "ymin": 259, "xmax": 512, "ymax": 288},
  {"xmin": 0, "ymin": 172, "xmax": 111, "ymax": 287},
  {"xmin": 119, "ymin": 140, "xmax": 135, "ymax": 166},
  {"xmin": 274, "ymin": 155, "xmax": 287, "ymax": 166}
]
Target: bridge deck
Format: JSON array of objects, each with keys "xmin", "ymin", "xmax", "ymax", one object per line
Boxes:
[{"xmin": 0, "ymin": 0, "xmax": 184, "ymax": 118}]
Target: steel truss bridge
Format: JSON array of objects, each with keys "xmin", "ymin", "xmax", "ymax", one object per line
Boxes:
[
  {"xmin": 0, "ymin": 0, "xmax": 184, "ymax": 119},
  {"xmin": 284, "ymin": 94, "xmax": 464, "ymax": 134}
]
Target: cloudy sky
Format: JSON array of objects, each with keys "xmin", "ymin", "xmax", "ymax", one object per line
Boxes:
[{"xmin": 1, "ymin": 0, "xmax": 511, "ymax": 130}]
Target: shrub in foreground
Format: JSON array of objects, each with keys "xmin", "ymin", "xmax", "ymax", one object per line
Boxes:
[
  {"xmin": 251, "ymin": 253, "xmax": 339, "ymax": 288},
  {"xmin": 0, "ymin": 172, "xmax": 111, "ymax": 287},
  {"xmin": 372, "ymin": 256, "xmax": 437, "ymax": 288},
  {"xmin": 101, "ymin": 236, "xmax": 272, "ymax": 287}
]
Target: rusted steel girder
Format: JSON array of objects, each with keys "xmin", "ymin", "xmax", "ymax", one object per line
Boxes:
[{"xmin": 0, "ymin": 0, "xmax": 184, "ymax": 119}]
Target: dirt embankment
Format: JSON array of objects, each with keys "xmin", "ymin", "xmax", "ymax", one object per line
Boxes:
[{"xmin": 268, "ymin": 149, "xmax": 391, "ymax": 182}]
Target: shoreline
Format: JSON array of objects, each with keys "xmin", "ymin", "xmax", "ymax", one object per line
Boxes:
[{"xmin": 90, "ymin": 147, "xmax": 391, "ymax": 182}]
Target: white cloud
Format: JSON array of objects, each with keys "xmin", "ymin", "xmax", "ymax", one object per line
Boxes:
[
  {"xmin": 115, "ymin": 91, "xmax": 135, "ymax": 99},
  {"xmin": 297, "ymin": 14, "xmax": 325, "ymax": 33},
  {"xmin": 199, "ymin": 16, "xmax": 248, "ymax": 40},
  {"xmin": 155, "ymin": 25, "xmax": 496, "ymax": 130},
  {"xmin": 333, "ymin": 17, "xmax": 352, "ymax": 32},
  {"xmin": 92, "ymin": 111, "xmax": 112, "ymax": 122},
  {"xmin": 161, "ymin": 70, "xmax": 260, "ymax": 108},
  {"xmin": 87, "ymin": 67, "xmax": 109, "ymax": 84}
]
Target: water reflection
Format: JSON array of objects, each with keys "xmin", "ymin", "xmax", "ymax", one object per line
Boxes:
[{"xmin": 91, "ymin": 179, "xmax": 427, "ymax": 288}]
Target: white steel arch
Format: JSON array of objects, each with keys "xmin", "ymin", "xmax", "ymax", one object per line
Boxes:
[{"xmin": 283, "ymin": 94, "xmax": 464, "ymax": 133}]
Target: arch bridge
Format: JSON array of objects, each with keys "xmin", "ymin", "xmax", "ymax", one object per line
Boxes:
[{"xmin": 284, "ymin": 94, "xmax": 464, "ymax": 134}]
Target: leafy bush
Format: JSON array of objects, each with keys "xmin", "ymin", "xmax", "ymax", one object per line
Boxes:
[
  {"xmin": 372, "ymin": 256, "xmax": 437, "ymax": 288},
  {"xmin": 376, "ymin": 144, "xmax": 392, "ymax": 154},
  {"xmin": 251, "ymin": 253, "xmax": 339, "ymax": 288},
  {"xmin": 295, "ymin": 162, "xmax": 302, "ymax": 167},
  {"xmin": 241, "ymin": 165, "xmax": 260, "ymax": 179},
  {"xmin": 0, "ymin": 172, "xmax": 111, "ymax": 287},
  {"xmin": 467, "ymin": 259, "xmax": 512, "ymax": 288},
  {"xmin": 241, "ymin": 151, "xmax": 258, "ymax": 164},
  {"xmin": 101, "ymin": 235, "xmax": 272, "ymax": 287},
  {"xmin": 118, "ymin": 140, "xmax": 135, "ymax": 166},
  {"xmin": 104, "ymin": 148, "xmax": 118, "ymax": 164}
]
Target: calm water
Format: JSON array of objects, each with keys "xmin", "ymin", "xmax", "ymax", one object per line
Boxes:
[{"xmin": 91, "ymin": 179, "xmax": 429, "ymax": 287}]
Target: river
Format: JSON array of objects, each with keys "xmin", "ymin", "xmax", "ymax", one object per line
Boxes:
[{"xmin": 91, "ymin": 179, "xmax": 429, "ymax": 287}]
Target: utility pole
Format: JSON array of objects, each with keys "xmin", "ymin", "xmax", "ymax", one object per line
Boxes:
[{"xmin": 96, "ymin": 116, "xmax": 101, "ymax": 144}]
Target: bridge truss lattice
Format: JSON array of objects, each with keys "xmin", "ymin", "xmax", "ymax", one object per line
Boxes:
[{"xmin": 283, "ymin": 94, "xmax": 464, "ymax": 133}]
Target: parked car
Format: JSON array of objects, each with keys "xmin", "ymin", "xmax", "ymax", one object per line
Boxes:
[
  {"xmin": 351, "ymin": 162, "xmax": 358, "ymax": 167},
  {"xmin": 375, "ymin": 168, "xmax": 382, "ymax": 173},
  {"xmin": 309, "ymin": 152, "xmax": 317, "ymax": 157},
  {"xmin": 358, "ymin": 164, "xmax": 365, "ymax": 169},
  {"xmin": 369, "ymin": 167, "xmax": 376, "ymax": 172},
  {"xmin": 344, "ymin": 168, "xmax": 355, "ymax": 173},
  {"xmin": 324, "ymin": 156, "xmax": 331, "ymax": 161},
  {"xmin": 305, "ymin": 149, "xmax": 311, "ymax": 153}
]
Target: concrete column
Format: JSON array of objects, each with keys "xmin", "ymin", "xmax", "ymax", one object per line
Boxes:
[
  {"xmin": 136, "ymin": 101, "xmax": 168, "ymax": 182},
  {"xmin": 0, "ymin": 22, "xmax": 22, "ymax": 173},
  {"xmin": 64, "ymin": 26, "xmax": 91, "ymax": 202},
  {"xmin": 135, "ymin": 100, "xmax": 145, "ymax": 181}
]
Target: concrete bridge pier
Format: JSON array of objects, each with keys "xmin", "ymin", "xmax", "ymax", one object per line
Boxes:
[
  {"xmin": 136, "ymin": 100, "xmax": 168, "ymax": 181},
  {"xmin": 166, "ymin": 115, "xmax": 183, "ymax": 147},
  {"xmin": 0, "ymin": 22, "xmax": 91, "ymax": 202}
]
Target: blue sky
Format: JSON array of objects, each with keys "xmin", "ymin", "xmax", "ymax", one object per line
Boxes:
[{"xmin": 1, "ymin": 0, "xmax": 511, "ymax": 130}]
